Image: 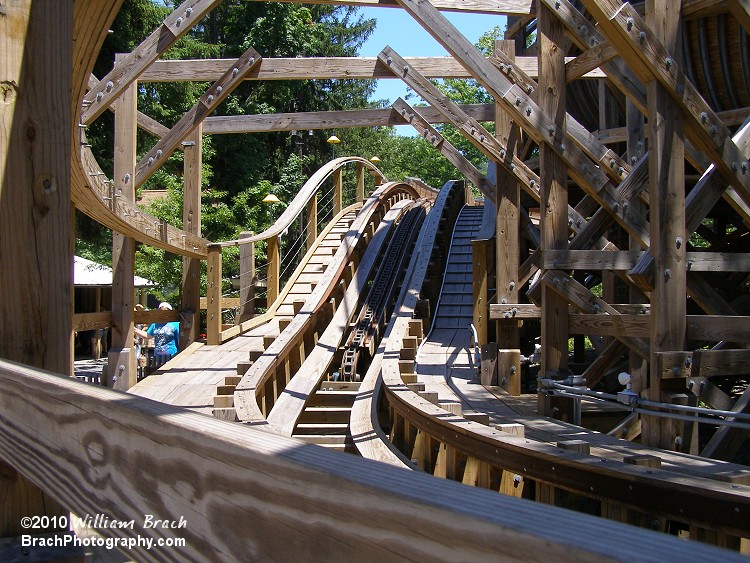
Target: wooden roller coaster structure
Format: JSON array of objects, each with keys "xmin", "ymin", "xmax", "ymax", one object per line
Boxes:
[{"xmin": 2, "ymin": 0, "xmax": 750, "ymax": 560}]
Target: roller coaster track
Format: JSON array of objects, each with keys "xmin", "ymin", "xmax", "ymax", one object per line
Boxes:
[{"xmin": 340, "ymin": 203, "xmax": 427, "ymax": 382}]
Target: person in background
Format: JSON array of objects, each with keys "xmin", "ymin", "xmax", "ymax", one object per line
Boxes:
[{"xmin": 134, "ymin": 302, "xmax": 180, "ymax": 365}]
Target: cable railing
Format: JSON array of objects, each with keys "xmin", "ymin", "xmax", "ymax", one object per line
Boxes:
[{"xmin": 205, "ymin": 157, "xmax": 385, "ymax": 344}]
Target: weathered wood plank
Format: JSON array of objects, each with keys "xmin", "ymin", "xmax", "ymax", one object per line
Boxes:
[
  {"xmin": 82, "ymin": 0, "xmax": 223, "ymax": 124},
  {"xmin": 135, "ymin": 48, "xmax": 261, "ymax": 188}
]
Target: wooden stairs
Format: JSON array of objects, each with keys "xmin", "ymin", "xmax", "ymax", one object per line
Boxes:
[{"xmin": 292, "ymin": 381, "xmax": 360, "ymax": 453}]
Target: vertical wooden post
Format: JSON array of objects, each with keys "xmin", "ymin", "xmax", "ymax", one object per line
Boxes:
[
  {"xmin": 267, "ymin": 234, "xmax": 280, "ymax": 305},
  {"xmin": 472, "ymin": 238, "xmax": 489, "ymax": 345},
  {"xmin": 627, "ymin": 100, "xmax": 648, "ymax": 393},
  {"xmin": 0, "ymin": 0, "xmax": 70, "ymax": 535},
  {"xmin": 181, "ymin": 125, "xmax": 202, "ymax": 346},
  {"xmin": 355, "ymin": 162, "xmax": 365, "ymax": 202},
  {"xmin": 107, "ymin": 54, "xmax": 137, "ymax": 390},
  {"xmin": 332, "ymin": 167, "xmax": 343, "ymax": 215},
  {"xmin": 537, "ymin": 5, "xmax": 571, "ymax": 419},
  {"xmin": 645, "ymin": 0, "xmax": 686, "ymax": 449},
  {"xmin": 239, "ymin": 231, "xmax": 256, "ymax": 322},
  {"xmin": 494, "ymin": 40, "xmax": 522, "ymax": 396},
  {"xmin": 207, "ymin": 245, "xmax": 222, "ymax": 345},
  {"xmin": 306, "ymin": 195, "xmax": 317, "ymax": 251}
]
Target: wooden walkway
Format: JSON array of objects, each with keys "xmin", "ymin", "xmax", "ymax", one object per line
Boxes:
[{"xmin": 129, "ymin": 209, "xmax": 360, "ymax": 415}]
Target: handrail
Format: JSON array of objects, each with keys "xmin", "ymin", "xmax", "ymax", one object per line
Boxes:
[
  {"xmin": 213, "ymin": 157, "xmax": 384, "ymax": 248},
  {"xmin": 2, "ymin": 358, "xmax": 737, "ymax": 562}
]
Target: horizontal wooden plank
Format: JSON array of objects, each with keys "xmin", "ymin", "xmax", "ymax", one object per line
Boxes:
[
  {"xmin": 543, "ymin": 250, "xmax": 643, "ymax": 270},
  {"xmin": 569, "ymin": 314, "xmax": 650, "ymax": 337},
  {"xmin": 687, "ymin": 316, "xmax": 750, "ymax": 342},
  {"xmin": 73, "ymin": 311, "xmax": 112, "ymax": 332},
  {"xmin": 199, "ymin": 297, "xmax": 241, "ymax": 310},
  {"xmin": 7, "ymin": 359, "xmax": 732, "ymax": 562},
  {"xmin": 203, "ymin": 104, "xmax": 495, "ymax": 134},
  {"xmin": 692, "ymin": 349, "xmax": 750, "ymax": 378}
]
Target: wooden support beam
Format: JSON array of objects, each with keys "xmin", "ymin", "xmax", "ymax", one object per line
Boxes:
[
  {"xmin": 537, "ymin": 3, "xmax": 571, "ymax": 420},
  {"xmin": 540, "ymin": 271, "xmax": 650, "ymax": 359},
  {"xmin": 381, "ymin": 48, "xmax": 541, "ymax": 200},
  {"xmin": 392, "ymin": 99, "xmax": 493, "ymax": 197},
  {"xmin": 142, "ymin": 55, "xmax": 607, "ymax": 83},
  {"xmin": 135, "ymin": 48, "xmax": 261, "ymax": 188},
  {"xmin": 206, "ymin": 245, "xmax": 222, "ymax": 345},
  {"xmin": 494, "ymin": 40, "xmax": 522, "ymax": 396},
  {"xmin": 239, "ymin": 232, "xmax": 256, "ymax": 323},
  {"xmin": 332, "ymin": 167, "xmax": 343, "ymax": 215},
  {"xmin": 267, "ymin": 235, "xmax": 281, "ymax": 306},
  {"xmin": 82, "ymin": 0, "xmax": 222, "ymax": 124},
  {"xmin": 392, "ymin": 0, "xmax": 656, "ymax": 247},
  {"xmin": 701, "ymin": 384, "xmax": 750, "ymax": 461},
  {"xmin": 565, "ymin": 41, "xmax": 618, "ymax": 83},
  {"xmin": 578, "ymin": 0, "xmax": 750, "ymax": 208},
  {"xmin": 107, "ymin": 54, "xmax": 137, "ymax": 390},
  {"xmin": 181, "ymin": 126, "xmax": 202, "ymax": 346},
  {"xmin": 0, "ymin": 0, "xmax": 73, "ymax": 535}
]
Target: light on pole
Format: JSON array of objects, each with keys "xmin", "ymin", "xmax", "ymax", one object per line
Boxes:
[{"xmin": 327, "ymin": 135, "xmax": 340, "ymax": 159}]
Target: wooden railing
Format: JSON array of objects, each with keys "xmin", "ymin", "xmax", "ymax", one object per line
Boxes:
[
  {"xmin": 0, "ymin": 358, "xmax": 739, "ymax": 562},
  {"xmin": 206, "ymin": 157, "xmax": 385, "ymax": 345}
]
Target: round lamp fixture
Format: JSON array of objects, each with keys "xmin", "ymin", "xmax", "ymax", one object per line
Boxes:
[
  {"xmin": 370, "ymin": 156, "xmax": 381, "ymax": 163},
  {"xmin": 262, "ymin": 191, "xmax": 281, "ymax": 204},
  {"xmin": 327, "ymin": 135, "xmax": 341, "ymax": 144}
]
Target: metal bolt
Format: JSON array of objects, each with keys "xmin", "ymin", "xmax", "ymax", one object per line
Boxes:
[
  {"xmin": 147, "ymin": 157, "xmax": 154, "ymax": 166},
  {"xmin": 515, "ymin": 97, "xmax": 522, "ymax": 106},
  {"xmin": 431, "ymin": 135, "xmax": 437, "ymax": 143},
  {"xmin": 526, "ymin": 107, "xmax": 532, "ymax": 116},
  {"xmin": 579, "ymin": 25, "xmax": 588, "ymax": 34},
  {"xmin": 664, "ymin": 268, "xmax": 671, "ymax": 279},
  {"xmin": 512, "ymin": 307, "xmax": 518, "ymax": 315},
  {"xmin": 743, "ymin": 163, "xmax": 748, "ymax": 173},
  {"xmin": 96, "ymin": 92, "xmax": 103, "ymax": 102},
  {"xmin": 674, "ymin": 435, "xmax": 682, "ymax": 446},
  {"xmin": 593, "ymin": 303, "xmax": 601, "ymax": 313},
  {"xmin": 631, "ymin": 156, "xmax": 638, "ymax": 164},
  {"xmin": 626, "ymin": 17, "xmax": 634, "ymax": 30},
  {"xmin": 186, "ymin": 7, "xmax": 192, "ymax": 15},
  {"xmin": 711, "ymin": 125, "xmax": 718, "ymax": 136},
  {"xmin": 176, "ymin": 16, "xmax": 182, "ymax": 26},
  {"xmin": 610, "ymin": 158, "xmax": 616, "ymax": 168},
  {"xmin": 675, "ymin": 236, "xmax": 682, "ymax": 248},
  {"xmin": 530, "ymin": 179, "xmax": 536, "ymax": 188},
  {"xmin": 665, "ymin": 57, "xmax": 673, "ymax": 70},
  {"xmin": 123, "ymin": 173, "xmax": 130, "ymax": 184},
  {"xmin": 499, "ymin": 149, "xmax": 506, "ymax": 158},
  {"xmin": 510, "ymin": 163, "xmax": 515, "ymax": 170},
  {"xmin": 507, "ymin": 64, "xmax": 513, "ymax": 73},
  {"xmin": 549, "ymin": 125, "xmax": 555, "ymax": 136},
  {"xmin": 590, "ymin": 37, "xmax": 596, "ymax": 47},
  {"xmin": 554, "ymin": 0, "xmax": 560, "ymax": 8},
  {"xmin": 155, "ymin": 149, "xmax": 162, "ymax": 158},
  {"xmin": 732, "ymin": 162, "xmax": 739, "ymax": 172},
  {"xmin": 471, "ymin": 127, "xmax": 476, "ymax": 135},
  {"xmin": 684, "ymin": 357, "xmax": 692, "ymax": 368},
  {"xmin": 613, "ymin": 202, "xmax": 620, "ymax": 212},
  {"xmin": 403, "ymin": 66, "xmax": 409, "ymax": 74},
  {"xmin": 498, "ymin": 63, "xmax": 505, "ymax": 71},
  {"xmin": 622, "ymin": 202, "xmax": 629, "ymax": 213},
  {"xmin": 638, "ymin": 31, "xmax": 646, "ymax": 43},
  {"xmin": 386, "ymin": 57, "xmax": 392, "ymax": 65},
  {"xmin": 106, "ymin": 81, "xmax": 114, "ymax": 92},
  {"xmin": 527, "ymin": 85, "xmax": 534, "ymax": 94},
  {"xmin": 216, "ymin": 85, "xmax": 223, "ymax": 94},
  {"xmin": 207, "ymin": 94, "xmax": 214, "ymax": 103},
  {"xmin": 575, "ymin": 218, "xmax": 582, "ymax": 227},
  {"xmin": 700, "ymin": 112, "xmax": 708, "ymax": 123},
  {"xmin": 504, "ymin": 312, "xmax": 511, "ymax": 319},
  {"xmin": 510, "ymin": 366, "xmax": 517, "ymax": 374},
  {"xmin": 480, "ymin": 135, "xmax": 486, "ymax": 142},
  {"xmin": 618, "ymin": 166, "xmax": 625, "ymax": 176}
]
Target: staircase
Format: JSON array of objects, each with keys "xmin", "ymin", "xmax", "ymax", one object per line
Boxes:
[{"xmin": 291, "ymin": 381, "xmax": 361, "ymax": 452}]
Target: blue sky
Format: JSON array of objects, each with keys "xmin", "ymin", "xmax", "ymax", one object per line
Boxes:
[{"xmin": 357, "ymin": 7, "xmax": 507, "ymax": 134}]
